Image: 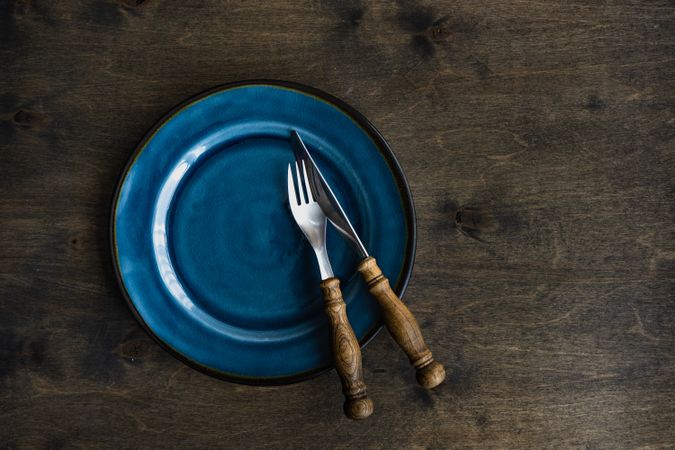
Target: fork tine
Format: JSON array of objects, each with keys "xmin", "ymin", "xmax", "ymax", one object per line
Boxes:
[
  {"xmin": 287, "ymin": 163, "xmax": 298, "ymax": 206},
  {"xmin": 294, "ymin": 161, "xmax": 305, "ymax": 204},
  {"xmin": 301, "ymin": 160, "xmax": 314, "ymax": 202}
]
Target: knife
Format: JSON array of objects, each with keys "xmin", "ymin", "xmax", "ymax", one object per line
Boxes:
[{"xmin": 290, "ymin": 131, "xmax": 446, "ymax": 389}]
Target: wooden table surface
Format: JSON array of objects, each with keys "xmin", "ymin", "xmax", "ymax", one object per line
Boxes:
[{"xmin": 2, "ymin": 1, "xmax": 674, "ymax": 448}]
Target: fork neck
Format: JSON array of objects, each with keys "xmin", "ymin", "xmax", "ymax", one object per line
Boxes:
[{"xmin": 313, "ymin": 245, "xmax": 334, "ymax": 280}]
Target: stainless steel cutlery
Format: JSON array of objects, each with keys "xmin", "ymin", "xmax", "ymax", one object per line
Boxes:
[
  {"xmin": 288, "ymin": 161, "xmax": 373, "ymax": 420},
  {"xmin": 287, "ymin": 131, "xmax": 445, "ymax": 419}
]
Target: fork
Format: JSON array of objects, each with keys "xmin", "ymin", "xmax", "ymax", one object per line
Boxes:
[{"xmin": 287, "ymin": 161, "xmax": 374, "ymax": 420}]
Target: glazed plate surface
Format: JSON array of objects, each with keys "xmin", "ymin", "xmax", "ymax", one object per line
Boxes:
[{"xmin": 112, "ymin": 81, "xmax": 416, "ymax": 383}]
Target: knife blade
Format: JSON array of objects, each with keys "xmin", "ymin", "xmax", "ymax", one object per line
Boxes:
[
  {"xmin": 290, "ymin": 131, "xmax": 368, "ymax": 259},
  {"xmin": 289, "ymin": 130, "xmax": 446, "ymax": 390}
]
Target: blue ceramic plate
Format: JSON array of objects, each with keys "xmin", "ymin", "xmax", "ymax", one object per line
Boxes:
[{"xmin": 111, "ymin": 81, "xmax": 416, "ymax": 384}]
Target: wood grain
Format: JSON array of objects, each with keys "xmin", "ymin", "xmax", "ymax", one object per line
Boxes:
[
  {"xmin": 358, "ymin": 256, "xmax": 446, "ymax": 389},
  {"xmin": 320, "ymin": 277, "xmax": 373, "ymax": 420},
  {"xmin": 1, "ymin": 0, "xmax": 674, "ymax": 448}
]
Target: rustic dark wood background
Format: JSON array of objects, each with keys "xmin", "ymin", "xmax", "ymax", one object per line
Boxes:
[{"xmin": 2, "ymin": 0, "xmax": 674, "ymax": 448}]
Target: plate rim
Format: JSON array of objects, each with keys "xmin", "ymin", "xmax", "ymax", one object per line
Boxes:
[{"xmin": 109, "ymin": 79, "xmax": 417, "ymax": 385}]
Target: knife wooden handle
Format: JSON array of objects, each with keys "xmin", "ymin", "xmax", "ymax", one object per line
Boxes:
[
  {"xmin": 357, "ymin": 257, "xmax": 446, "ymax": 389},
  {"xmin": 320, "ymin": 277, "xmax": 374, "ymax": 420}
]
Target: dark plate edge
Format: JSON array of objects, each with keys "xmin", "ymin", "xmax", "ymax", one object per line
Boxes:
[{"xmin": 108, "ymin": 79, "xmax": 417, "ymax": 386}]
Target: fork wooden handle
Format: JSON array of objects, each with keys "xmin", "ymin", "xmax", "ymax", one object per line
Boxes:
[
  {"xmin": 357, "ymin": 257, "xmax": 446, "ymax": 389},
  {"xmin": 320, "ymin": 277, "xmax": 373, "ymax": 420}
]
